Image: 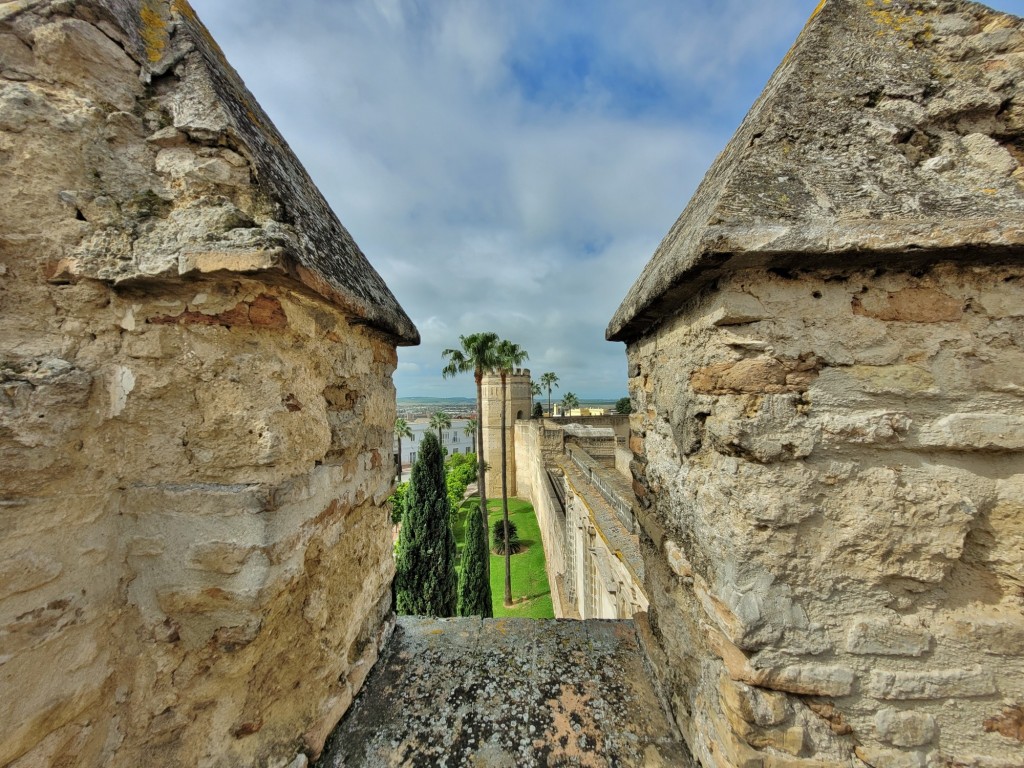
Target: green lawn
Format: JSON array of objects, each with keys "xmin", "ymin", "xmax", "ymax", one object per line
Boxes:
[{"xmin": 454, "ymin": 496, "xmax": 554, "ymax": 619}]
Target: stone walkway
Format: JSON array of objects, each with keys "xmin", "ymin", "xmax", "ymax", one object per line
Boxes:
[
  {"xmin": 317, "ymin": 617, "xmax": 693, "ymax": 767},
  {"xmin": 557, "ymin": 456, "xmax": 645, "ymax": 586}
]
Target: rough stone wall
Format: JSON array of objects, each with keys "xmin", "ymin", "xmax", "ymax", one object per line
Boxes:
[
  {"xmin": 566, "ymin": 435, "xmax": 616, "ymax": 467},
  {"xmin": 615, "ymin": 441, "xmax": 633, "ymax": 478},
  {"xmin": 546, "ymin": 413, "xmax": 630, "ymax": 440},
  {"xmin": 0, "ymin": 2, "xmax": 407, "ymax": 766},
  {"xmin": 2, "ymin": 274, "xmax": 398, "ymax": 768},
  {"xmin": 628, "ymin": 263, "xmax": 1024, "ymax": 767}
]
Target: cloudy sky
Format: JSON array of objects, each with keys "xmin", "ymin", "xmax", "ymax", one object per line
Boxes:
[{"xmin": 187, "ymin": 0, "xmax": 1016, "ymax": 399}]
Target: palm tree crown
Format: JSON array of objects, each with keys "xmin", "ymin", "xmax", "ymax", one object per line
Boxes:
[
  {"xmin": 394, "ymin": 417, "xmax": 413, "ymax": 482},
  {"xmin": 430, "ymin": 410, "xmax": 452, "ymax": 447},
  {"xmin": 464, "ymin": 418, "xmax": 478, "ymax": 453},
  {"xmin": 562, "ymin": 391, "xmax": 580, "ymax": 414},
  {"xmin": 441, "ymin": 332, "xmax": 501, "ymax": 382},
  {"xmin": 540, "ymin": 372, "xmax": 559, "ymax": 416},
  {"xmin": 441, "ymin": 332, "xmax": 500, "ymax": 591},
  {"xmin": 495, "ymin": 340, "xmax": 528, "ymax": 377}
]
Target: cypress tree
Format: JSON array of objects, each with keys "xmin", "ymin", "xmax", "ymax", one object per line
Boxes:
[
  {"xmin": 457, "ymin": 504, "xmax": 493, "ymax": 617},
  {"xmin": 394, "ymin": 431, "xmax": 457, "ymax": 616}
]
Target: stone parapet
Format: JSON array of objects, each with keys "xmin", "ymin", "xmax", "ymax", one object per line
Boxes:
[
  {"xmin": 611, "ymin": 2, "xmax": 1024, "ymax": 763},
  {"xmin": 626, "ymin": 262, "xmax": 1024, "ymax": 766},
  {"xmin": 0, "ymin": 2, "xmax": 412, "ymax": 765}
]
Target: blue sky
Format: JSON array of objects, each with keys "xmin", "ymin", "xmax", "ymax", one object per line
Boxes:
[{"xmin": 188, "ymin": 0, "xmax": 1020, "ymax": 399}]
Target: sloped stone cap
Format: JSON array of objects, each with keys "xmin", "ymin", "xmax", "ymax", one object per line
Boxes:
[
  {"xmin": 608, "ymin": 0, "xmax": 1024, "ymax": 342},
  {"xmin": 8, "ymin": 0, "xmax": 417, "ymax": 344}
]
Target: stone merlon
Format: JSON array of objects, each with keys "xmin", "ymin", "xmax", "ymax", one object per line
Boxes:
[
  {"xmin": 8, "ymin": 0, "xmax": 418, "ymax": 345},
  {"xmin": 607, "ymin": 0, "xmax": 1024, "ymax": 342}
]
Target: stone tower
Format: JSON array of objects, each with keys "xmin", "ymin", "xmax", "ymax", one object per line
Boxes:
[{"xmin": 481, "ymin": 368, "xmax": 532, "ymax": 500}]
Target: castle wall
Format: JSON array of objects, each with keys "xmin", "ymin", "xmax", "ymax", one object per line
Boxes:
[
  {"xmin": 546, "ymin": 413, "xmax": 630, "ymax": 441},
  {"xmin": 0, "ymin": 4, "xmax": 407, "ymax": 766},
  {"xmin": 628, "ymin": 263, "xmax": 1024, "ymax": 766},
  {"xmin": 615, "ymin": 442, "xmax": 633, "ymax": 477},
  {"xmin": 514, "ymin": 420, "xmax": 573, "ymax": 617}
]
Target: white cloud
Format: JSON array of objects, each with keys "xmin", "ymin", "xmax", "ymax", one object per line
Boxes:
[{"xmin": 189, "ymin": 0, "xmax": 841, "ymax": 397}]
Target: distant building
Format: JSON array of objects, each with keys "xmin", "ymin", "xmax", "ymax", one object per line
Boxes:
[
  {"xmin": 552, "ymin": 406, "xmax": 607, "ymax": 417},
  {"xmin": 394, "ymin": 418, "xmax": 475, "ymax": 469}
]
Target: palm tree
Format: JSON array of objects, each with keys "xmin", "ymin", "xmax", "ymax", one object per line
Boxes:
[
  {"xmin": 394, "ymin": 417, "xmax": 412, "ymax": 482},
  {"xmin": 540, "ymin": 372, "xmax": 559, "ymax": 416},
  {"xmin": 442, "ymin": 332, "xmax": 501, "ymax": 579},
  {"xmin": 562, "ymin": 391, "xmax": 580, "ymax": 415},
  {"xmin": 430, "ymin": 410, "xmax": 452, "ymax": 450},
  {"xmin": 464, "ymin": 418, "xmax": 477, "ymax": 454},
  {"xmin": 530, "ymin": 381, "xmax": 541, "ymax": 413},
  {"xmin": 495, "ymin": 339, "xmax": 528, "ymax": 608}
]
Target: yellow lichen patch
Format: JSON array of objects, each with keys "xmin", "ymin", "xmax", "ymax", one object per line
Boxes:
[
  {"xmin": 172, "ymin": 0, "xmax": 234, "ymax": 77},
  {"xmin": 809, "ymin": 0, "xmax": 828, "ymax": 22},
  {"xmin": 869, "ymin": 7, "xmax": 916, "ymax": 34},
  {"xmin": 139, "ymin": 1, "xmax": 168, "ymax": 64},
  {"xmin": 170, "ymin": 0, "xmax": 198, "ymax": 23}
]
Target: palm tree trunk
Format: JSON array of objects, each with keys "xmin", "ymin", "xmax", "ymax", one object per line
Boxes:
[
  {"xmin": 547, "ymin": 388, "xmax": 551, "ymax": 417},
  {"xmin": 474, "ymin": 372, "xmax": 489, "ymax": 583},
  {"xmin": 501, "ymin": 373, "xmax": 512, "ymax": 607},
  {"xmin": 397, "ymin": 437, "xmax": 402, "ymax": 482}
]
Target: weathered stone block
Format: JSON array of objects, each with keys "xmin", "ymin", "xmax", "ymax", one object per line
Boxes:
[
  {"xmin": 868, "ymin": 667, "xmax": 996, "ymax": 700},
  {"xmin": 935, "ymin": 612, "xmax": 1024, "ymax": 656},
  {"xmin": 854, "ymin": 745, "xmax": 927, "ymax": 768},
  {"xmin": 605, "ymin": 1, "xmax": 1024, "ymax": 766},
  {"xmin": 851, "ymin": 288, "xmax": 963, "ymax": 323},
  {"xmin": 917, "ymin": 414, "xmax": 1024, "ymax": 452},
  {"xmin": 0, "ymin": 551, "xmax": 63, "ymax": 600},
  {"xmin": 720, "ymin": 676, "xmax": 789, "ymax": 727},
  {"xmin": 664, "ymin": 540, "xmax": 693, "ymax": 579},
  {"xmin": 691, "ymin": 357, "xmax": 819, "ymax": 396},
  {"xmin": 0, "ymin": 1, "xmax": 415, "ymax": 764},
  {"xmin": 707, "ymin": 292, "xmax": 768, "ymax": 326},
  {"xmin": 31, "ymin": 17, "xmax": 141, "ymax": 111},
  {"xmin": 756, "ymin": 664, "xmax": 855, "ymax": 698},
  {"xmin": 846, "ymin": 617, "xmax": 932, "ymax": 657},
  {"xmin": 845, "ymin": 365, "xmax": 936, "ymax": 395},
  {"xmin": 875, "ymin": 709, "xmax": 938, "ymax": 747}
]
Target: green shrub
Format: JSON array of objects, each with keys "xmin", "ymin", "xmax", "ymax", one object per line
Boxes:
[
  {"xmin": 388, "ymin": 481, "xmax": 408, "ymax": 524},
  {"xmin": 445, "ymin": 452, "xmax": 478, "ymax": 511},
  {"xmin": 491, "ymin": 519, "xmax": 522, "ymax": 555},
  {"xmin": 458, "ymin": 504, "xmax": 492, "ymax": 617},
  {"xmin": 394, "ymin": 432, "xmax": 457, "ymax": 617}
]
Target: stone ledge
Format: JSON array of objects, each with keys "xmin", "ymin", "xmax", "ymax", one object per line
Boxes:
[{"xmin": 318, "ymin": 616, "xmax": 693, "ymax": 767}]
